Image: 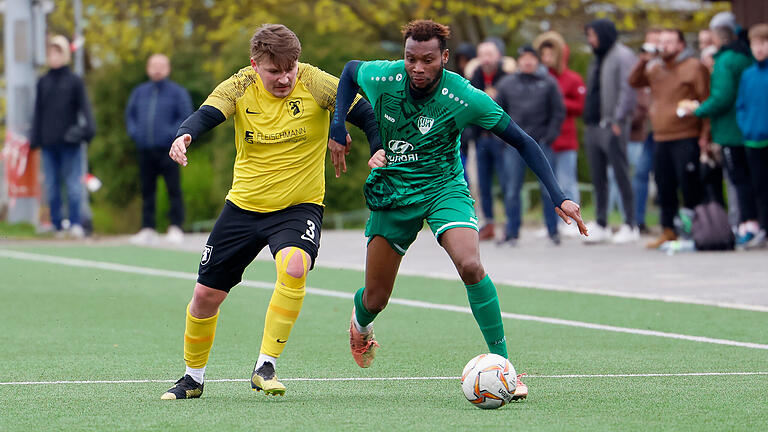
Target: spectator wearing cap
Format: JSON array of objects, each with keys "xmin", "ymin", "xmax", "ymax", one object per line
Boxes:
[
  {"xmin": 735, "ymin": 23, "xmax": 768, "ymax": 248},
  {"xmin": 495, "ymin": 45, "xmax": 565, "ymax": 245},
  {"xmin": 533, "ymin": 31, "xmax": 586, "ymax": 237},
  {"xmin": 30, "ymin": 35, "xmax": 95, "ymax": 239},
  {"xmin": 583, "ymin": 19, "xmax": 638, "ymax": 244},
  {"xmin": 689, "ymin": 13, "xmax": 758, "ymax": 247}
]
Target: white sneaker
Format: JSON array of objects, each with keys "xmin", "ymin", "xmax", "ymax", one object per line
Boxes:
[
  {"xmin": 166, "ymin": 225, "xmax": 184, "ymax": 244},
  {"xmin": 69, "ymin": 224, "xmax": 86, "ymax": 239},
  {"xmin": 744, "ymin": 229, "xmax": 767, "ymax": 250},
  {"xmin": 583, "ymin": 222, "xmax": 610, "ymax": 244},
  {"xmin": 130, "ymin": 228, "xmax": 158, "ymax": 245},
  {"xmin": 611, "ymin": 224, "xmax": 640, "ymax": 244}
]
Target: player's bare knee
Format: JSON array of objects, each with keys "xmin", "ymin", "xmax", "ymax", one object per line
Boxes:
[
  {"xmin": 190, "ymin": 283, "xmax": 225, "ymax": 317},
  {"xmin": 457, "ymin": 258, "xmax": 485, "ymax": 284}
]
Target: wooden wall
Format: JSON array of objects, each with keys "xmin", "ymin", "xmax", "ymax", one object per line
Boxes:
[{"xmin": 719, "ymin": 0, "xmax": 768, "ymax": 28}]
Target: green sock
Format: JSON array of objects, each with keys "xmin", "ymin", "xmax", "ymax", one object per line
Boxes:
[
  {"xmin": 465, "ymin": 275, "xmax": 508, "ymax": 358},
  {"xmin": 354, "ymin": 287, "xmax": 378, "ymax": 327}
]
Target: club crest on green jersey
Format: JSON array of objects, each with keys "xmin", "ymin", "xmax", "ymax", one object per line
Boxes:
[{"xmin": 417, "ymin": 116, "xmax": 434, "ymax": 134}]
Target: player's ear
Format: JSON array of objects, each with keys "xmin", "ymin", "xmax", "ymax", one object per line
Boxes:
[
  {"xmin": 250, "ymin": 57, "xmax": 258, "ymax": 72},
  {"xmin": 442, "ymin": 49, "xmax": 450, "ymax": 65}
]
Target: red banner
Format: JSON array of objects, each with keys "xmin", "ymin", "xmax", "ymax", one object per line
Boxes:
[{"xmin": 2, "ymin": 131, "xmax": 40, "ymax": 199}]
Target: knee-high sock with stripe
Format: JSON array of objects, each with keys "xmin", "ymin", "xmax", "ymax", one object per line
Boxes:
[
  {"xmin": 465, "ymin": 275, "xmax": 508, "ymax": 358},
  {"xmin": 184, "ymin": 303, "xmax": 219, "ymax": 370},
  {"xmin": 260, "ymin": 248, "xmax": 307, "ymax": 358}
]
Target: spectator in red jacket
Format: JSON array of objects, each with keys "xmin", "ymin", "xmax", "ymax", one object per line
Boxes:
[{"xmin": 534, "ymin": 31, "xmax": 586, "ymax": 236}]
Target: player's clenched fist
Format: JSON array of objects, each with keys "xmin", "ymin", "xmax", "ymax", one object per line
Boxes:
[
  {"xmin": 169, "ymin": 134, "xmax": 192, "ymax": 166},
  {"xmin": 368, "ymin": 149, "xmax": 387, "ymax": 169}
]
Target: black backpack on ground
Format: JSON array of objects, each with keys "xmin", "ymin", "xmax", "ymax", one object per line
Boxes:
[{"xmin": 691, "ymin": 201, "xmax": 735, "ymax": 251}]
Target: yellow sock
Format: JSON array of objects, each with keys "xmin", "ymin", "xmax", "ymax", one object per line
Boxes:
[
  {"xmin": 260, "ymin": 247, "xmax": 307, "ymax": 358},
  {"xmin": 183, "ymin": 303, "xmax": 219, "ymax": 369}
]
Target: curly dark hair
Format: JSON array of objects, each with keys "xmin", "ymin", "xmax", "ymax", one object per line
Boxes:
[{"xmin": 401, "ymin": 20, "xmax": 451, "ymax": 51}]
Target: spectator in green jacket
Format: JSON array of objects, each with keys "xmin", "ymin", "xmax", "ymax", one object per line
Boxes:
[{"xmin": 688, "ymin": 15, "xmax": 758, "ymax": 247}]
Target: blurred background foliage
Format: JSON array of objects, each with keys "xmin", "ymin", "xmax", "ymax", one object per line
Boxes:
[{"xmin": 6, "ymin": 0, "xmax": 727, "ymax": 232}]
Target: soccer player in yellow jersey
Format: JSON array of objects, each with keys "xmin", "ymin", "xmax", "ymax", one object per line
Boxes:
[{"xmin": 160, "ymin": 24, "xmax": 380, "ymax": 400}]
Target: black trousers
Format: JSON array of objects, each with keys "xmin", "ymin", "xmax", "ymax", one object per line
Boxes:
[
  {"xmin": 138, "ymin": 147, "xmax": 184, "ymax": 228},
  {"xmin": 745, "ymin": 146, "xmax": 768, "ymax": 230},
  {"xmin": 654, "ymin": 138, "xmax": 702, "ymax": 229},
  {"xmin": 723, "ymin": 145, "xmax": 758, "ymax": 224},
  {"xmin": 585, "ymin": 125, "xmax": 635, "ymax": 227}
]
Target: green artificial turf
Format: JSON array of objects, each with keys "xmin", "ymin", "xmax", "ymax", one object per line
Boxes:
[{"xmin": 1, "ymin": 245, "xmax": 766, "ymax": 431}]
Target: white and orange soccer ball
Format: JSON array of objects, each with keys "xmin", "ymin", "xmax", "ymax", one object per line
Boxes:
[{"xmin": 460, "ymin": 353, "xmax": 516, "ymax": 409}]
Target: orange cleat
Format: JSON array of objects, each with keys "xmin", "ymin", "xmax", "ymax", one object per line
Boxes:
[
  {"xmin": 349, "ymin": 310, "xmax": 380, "ymax": 368},
  {"xmin": 511, "ymin": 373, "xmax": 528, "ymax": 401}
]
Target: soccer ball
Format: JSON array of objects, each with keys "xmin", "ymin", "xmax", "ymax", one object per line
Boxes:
[{"xmin": 460, "ymin": 353, "xmax": 516, "ymax": 409}]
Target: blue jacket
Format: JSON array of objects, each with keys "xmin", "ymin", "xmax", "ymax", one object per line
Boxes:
[
  {"xmin": 125, "ymin": 79, "xmax": 193, "ymax": 149},
  {"xmin": 736, "ymin": 59, "xmax": 768, "ymax": 147}
]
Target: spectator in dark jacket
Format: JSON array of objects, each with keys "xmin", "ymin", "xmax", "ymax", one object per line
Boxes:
[
  {"xmin": 735, "ymin": 23, "xmax": 768, "ymax": 248},
  {"xmin": 534, "ymin": 31, "xmax": 586, "ymax": 237},
  {"xmin": 126, "ymin": 54, "xmax": 193, "ymax": 244},
  {"xmin": 468, "ymin": 39, "xmax": 513, "ymax": 241},
  {"xmin": 496, "ymin": 45, "xmax": 565, "ymax": 245},
  {"xmin": 583, "ymin": 19, "xmax": 638, "ymax": 245},
  {"xmin": 453, "ymin": 42, "xmax": 476, "ymax": 184},
  {"xmin": 31, "ymin": 35, "xmax": 95, "ymax": 238}
]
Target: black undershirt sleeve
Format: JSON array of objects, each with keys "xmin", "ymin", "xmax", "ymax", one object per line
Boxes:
[
  {"xmin": 346, "ymin": 98, "xmax": 383, "ymax": 156},
  {"xmin": 175, "ymin": 105, "xmax": 226, "ymax": 141}
]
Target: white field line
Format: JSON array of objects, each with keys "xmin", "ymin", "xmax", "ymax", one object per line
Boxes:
[
  {"xmin": 316, "ymin": 259, "xmax": 768, "ymax": 313},
  {"xmin": 2, "ymin": 250, "xmax": 768, "ymax": 351},
  {"xmin": 2, "ymin": 372, "xmax": 768, "ymax": 386}
]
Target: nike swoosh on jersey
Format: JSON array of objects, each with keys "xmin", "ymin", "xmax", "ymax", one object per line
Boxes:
[{"xmin": 245, "ymin": 108, "xmax": 261, "ymax": 114}]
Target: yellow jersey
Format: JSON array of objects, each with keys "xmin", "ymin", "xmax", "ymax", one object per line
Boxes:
[{"xmin": 202, "ymin": 63, "xmax": 360, "ymax": 212}]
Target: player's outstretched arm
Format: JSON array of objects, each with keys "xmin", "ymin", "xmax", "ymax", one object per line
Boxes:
[
  {"xmin": 169, "ymin": 105, "xmax": 226, "ymax": 166},
  {"xmin": 328, "ymin": 97, "xmax": 383, "ymax": 177},
  {"xmin": 328, "ymin": 60, "xmax": 362, "ymax": 177},
  {"xmin": 492, "ymin": 119, "xmax": 588, "ymax": 236},
  {"xmin": 346, "ymin": 98, "xmax": 383, "ymax": 156}
]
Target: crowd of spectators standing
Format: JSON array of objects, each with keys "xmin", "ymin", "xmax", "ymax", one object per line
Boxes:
[{"xmin": 454, "ymin": 12, "xmax": 768, "ymax": 251}]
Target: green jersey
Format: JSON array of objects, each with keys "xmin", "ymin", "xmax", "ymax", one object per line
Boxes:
[{"xmin": 356, "ymin": 60, "xmax": 509, "ymax": 209}]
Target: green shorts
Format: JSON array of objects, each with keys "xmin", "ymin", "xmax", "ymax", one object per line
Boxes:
[{"xmin": 365, "ymin": 188, "xmax": 478, "ymax": 255}]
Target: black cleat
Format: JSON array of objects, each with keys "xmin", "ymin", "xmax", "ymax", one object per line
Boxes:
[
  {"xmin": 251, "ymin": 361, "xmax": 286, "ymax": 396},
  {"xmin": 161, "ymin": 374, "xmax": 203, "ymax": 400}
]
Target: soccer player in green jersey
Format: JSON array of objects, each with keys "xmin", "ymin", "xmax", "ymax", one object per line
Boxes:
[{"xmin": 328, "ymin": 20, "xmax": 587, "ymax": 400}]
